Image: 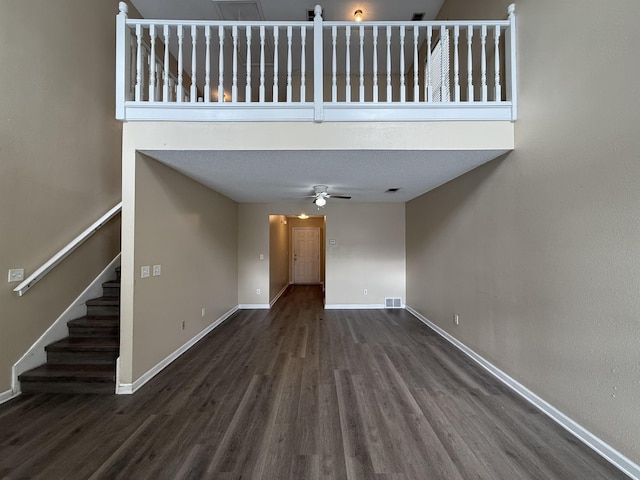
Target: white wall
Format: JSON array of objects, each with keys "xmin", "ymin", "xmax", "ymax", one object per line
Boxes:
[{"xmin": 407, "ymin": 0, "xmax": 640, "ymax": 464}]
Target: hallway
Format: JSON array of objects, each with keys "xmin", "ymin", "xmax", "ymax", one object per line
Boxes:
[{"xmin": 0, "ymin": 286, "xmax": 629, "ymax": 479}]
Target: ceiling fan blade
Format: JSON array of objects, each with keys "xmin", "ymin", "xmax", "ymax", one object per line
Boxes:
[{"xmin": 327, "ymin": 195, "xmax": 352, "ymax": 199}]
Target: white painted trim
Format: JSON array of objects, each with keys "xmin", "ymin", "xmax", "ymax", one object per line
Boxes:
[
  {"xmin": 270, "ymin": 284, "xmax": 289, "ymax": 307},
  {"xmin": 238, "ymin": 304, "xmax": 270, "ymax": 309},
  {"xmin": 324, "ymin": 304, "xmax": 386, "ymax": 309},
  {"xmin": 405, "ymin": 306, "xmax": 640, "ymax": 480},
  {"xmin": 12, "ymin": 254, "xmax": 121, "ymax": 396},
  {"xmin": 116, "ymin": 306, "xmax": 238, "ymax": 395},
  {"xmin": 0, "ymin": 389, "xmax": 20, "ymax": 405}
]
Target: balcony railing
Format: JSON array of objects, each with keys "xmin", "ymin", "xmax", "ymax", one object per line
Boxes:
[{"xmin": 115, "ymin": 3, "xmax": 516, "ymax": 122}]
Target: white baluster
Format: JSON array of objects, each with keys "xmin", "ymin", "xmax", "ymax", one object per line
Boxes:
[
  {"xmin": 345, "ymin": 26, "xmax": 351, "ymax": 102},
  {"xmin": 331, "ymin": 26, "xmax": 337, "ymax": 102},
  {"xmin": 454, "ymin": 25, "xmax": 460, "ymax": 102},
  {"xmin": 149, "ymin": 25, "xmax": 156, "ymax": 101},
  {"xmin": 386, "ymin": 26, "xmax": 392, "ymax": 102},
  {"xmin": 218, "ymin": 26, "xmax": 225, "ymax": 103},
  {"xmin": 245, "ymin": 26, "xmax": 252, "ymax": 102},
  {"xmin": 191, "ymin": 25, "xmax": 197, "ymax": 102},
  {"xmin": 286, "ymin": 26, "xmax": 292, "ymax": 102},
  {"xmin": 494, "ymin": 25, "xmax": 501, "ymax": 101},
  {"xmin": 273, "ymin": 27, "xmax": 279, "ymax": 102},
  {"xmin": 135, "ymin": 25, "xmax": 142, "ymax": 101},
  {"xmin": 481, "ymin": 24, "xmax": 487, "ymax": 102},
  {"xmin": 372, "ymin": 26, "xmax": 378, "ymax": 103},
  {"xmin": 232, "ymin": 26, "xmax": 238, "ymax": 102},
  {"xmin": 441, "ymin": 25, "xmax": 448, "ymax": 102},
  {"xmin": 467, "ymin": 25, "xmax": 473, "ymax": 101},
  {"xmin": 204, "ymin": 25, "xmax": 211, "ymax": 103},
  {"xmin": 177, "ymin": 25, "xmax": 183, "ymax": 103},
  {"xmin": 426, "ymin": 26, "xmax": 432, "ymax": 102},
  {"xmin": 259, "ymin": 26, "xmax": 265, "ymax": 102},
  {"xmin": 413, "ymin": 26, "xmax": 419, "ymax": 102},
  {"xmin": 359, "ymin": 25, "xmax": 364, "ymax": 102},
  {"xmin": 400, "ymin": 26, "xmax": 405, "ymax": 103},
  {"xmin": 163, "ymin": 25, "xmax": 170, "ymax": 102},
  {"xmin": 300, "ymin": 26, "xmax": 306, "ymax": 102}
]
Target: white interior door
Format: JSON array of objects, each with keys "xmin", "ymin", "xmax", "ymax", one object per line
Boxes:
[{"xmin": 293, "ymin": 227, "xmax": 320, "ymax": 284}]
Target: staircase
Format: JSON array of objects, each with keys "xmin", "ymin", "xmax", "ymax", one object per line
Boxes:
[{"xmin": 19, "ymin": 267, "xmax": 120, "ymax": 394}]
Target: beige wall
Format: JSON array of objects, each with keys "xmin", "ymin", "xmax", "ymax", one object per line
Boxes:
[
  {"xmin": 239, "ymin": 202, "xmax": 405, "ymax": 307},
  {"xmin": 131, "ymin": 154, "xmax": 238, "ymax": 380},
  {"xmin": 0, "ymin": 0, "xmax": 122, "ymax": 393},
  {"xmin": 407, "ymin": 0, "xmax": 640, "ymax": 463},
  {"xmin": 269, "ymin": 215, "xmax": 289, "ymax": 302},
  {"xmin": 325, "ymin": 203, "xmax": 405, "ymax": 306}
]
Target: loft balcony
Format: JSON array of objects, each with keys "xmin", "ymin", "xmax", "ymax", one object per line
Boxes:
[{"xmin": 115, "ymin": 3, "xmax": 517, "ymax": 123}]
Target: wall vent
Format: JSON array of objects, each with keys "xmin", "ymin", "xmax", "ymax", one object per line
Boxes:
[{"xmin": 385, "ymin": 297, "xmax": 403, "ymax": 309}]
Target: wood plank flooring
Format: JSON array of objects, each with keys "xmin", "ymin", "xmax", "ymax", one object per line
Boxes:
[{"xmin": 0, "ymin": 285, "xmax": 630, "ymax": 479}]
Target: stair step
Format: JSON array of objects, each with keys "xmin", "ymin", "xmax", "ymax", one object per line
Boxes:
[
  {"xmin": 46, "ymin": 338, "xmax": 119, "ymax": 365},
  {"xmin": 102, "ymin": 280, "xmax": 121, "ymax": 297},
  {"xmin": 19, "ymin": 365, "xmax": 115, "ymax": 394},
  {"xmin": 86, "ymin": 296, "xmax": 120, "ymax": 317},
  {"xmin": 68, "ymin": 316, "xmax": 119, "ymax": 338}
]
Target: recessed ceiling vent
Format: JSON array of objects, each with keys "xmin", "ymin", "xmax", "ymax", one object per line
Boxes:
[
  {"xmin": 411, "ymin": 12, "xmax": 425, "ymax": 21},
  {"xmin": 385, "ymin": 297, "xmax": 403, "ymax": 309}
]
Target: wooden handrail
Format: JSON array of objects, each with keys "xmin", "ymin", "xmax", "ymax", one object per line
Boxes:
[{"xmin": 13, "ymin": 202, "xmax": 122, "ymax": 297}]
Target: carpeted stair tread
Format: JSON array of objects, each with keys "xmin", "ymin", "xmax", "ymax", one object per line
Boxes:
[
  {"xmin": 19, "ymin": 364, "xmax": 115, "ymax": 381},
  {"xmin": 46, "ymin": 337, "xmax": 119, "ymax": 352}
]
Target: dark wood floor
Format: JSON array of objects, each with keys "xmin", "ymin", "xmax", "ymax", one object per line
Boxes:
[{"xmin": 0, "ymin": 286, "xmax": 630, "ymax": 480}]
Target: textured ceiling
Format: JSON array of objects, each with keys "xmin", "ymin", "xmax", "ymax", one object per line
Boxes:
[{"xmin": 143, "ymin": 149, "xmax": 508, "ymax": 203}]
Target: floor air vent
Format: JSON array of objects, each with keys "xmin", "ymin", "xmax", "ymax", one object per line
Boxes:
[{"xmin": 385, "ymin": 297, "xmax": 403, "ymax": 309}]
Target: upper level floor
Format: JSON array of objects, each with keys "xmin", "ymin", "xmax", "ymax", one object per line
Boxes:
[{"xmin": 115, "ymin": 2, "xmax": 517, "ymax": 123}]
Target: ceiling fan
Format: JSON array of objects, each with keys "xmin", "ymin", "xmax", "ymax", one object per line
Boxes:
[{"xmin": 307, "ymin": 185, "xmax": 352, "ymax": 207}]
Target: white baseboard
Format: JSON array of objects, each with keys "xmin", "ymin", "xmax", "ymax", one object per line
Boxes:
[
  {"xmin": 0, "ymin": 389, "xmax": 20, "ymax": 405},
  {"xmin": 405, "ymin": 305, "xmax": 640, "ymax": 480},
  {"xmin": 325, "ymin": 304, "xmax": 386, "ymax": 309},
  {"xmin": 270, "ymin": 284, "xmax": 289, "ymax": 307},
  {"xmin": 117, "ymin": 305, "xmax": 238, "ymax": 395},
  {"xmin": 238, "ymin": 304, "xmax": 270, "ymax": 309},
  {"xmin": 11, "ymin": 254, "xmax": 121, "ymax": 396}
]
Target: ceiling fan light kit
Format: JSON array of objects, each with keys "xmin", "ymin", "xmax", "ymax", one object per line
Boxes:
[{"xmin": 308, "ymin": 185, "xmax": 352, "ymax": 208}]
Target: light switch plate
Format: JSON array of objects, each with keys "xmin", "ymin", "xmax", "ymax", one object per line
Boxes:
[
  {"xmin": 141, "ymin": 266, "xmax": 150, "ymax": 278},
  {"xmin": 153, "ymin": 264, "xmax": 161, "ymax": 276},
  {"xmin": 8, "ymin": 269, "xmax": 24, "ymax": 283}
]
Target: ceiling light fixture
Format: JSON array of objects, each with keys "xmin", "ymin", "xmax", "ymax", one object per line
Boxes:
[
  {"xmin": 354, "ymin": 9, "xmax": 363, "ymax": 22},
  {"xmin": 298, "ymin": 213, "xmax": 309, "ymax": 219},
  {"xmin": 314, "ymin": 196, "xmax": 327, "ymax": 207}
]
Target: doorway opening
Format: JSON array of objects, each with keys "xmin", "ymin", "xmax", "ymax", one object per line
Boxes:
[{"xmin": 268, "ymin": 214, "xmax": 326, "ymax": 306}]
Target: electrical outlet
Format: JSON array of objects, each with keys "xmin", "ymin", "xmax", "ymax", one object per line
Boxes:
[
  {"xmin": 454, "ymin": 314, "xmax": 460, "ymax": 325},
  {"xmin": 181, "ymin": 320, "xmax": 186, "ymax": 330},
  {"xmin": 141, "ymin": 266, "xmax": 150, "ymax": 278},
  {"xmin": 259, "ymin": 254, "xmax": 264, "ymax": 260},
  {"xmin": 201, "ymin": 308, "xmax": 205, "ymax": 318},
  {"xmin": 363, "ymin": 288, "xmax": 368, "ymax": 295},
  {"xmin": 256, "ymin": 288, "xmax": 261, "ymax": 295},
  {"xmin": 153, "ymin": 264, "xmax": 161, "ymax": 276},
  {"xmin": 8, "ymin": 269, "xmax": 24, "ymax": 283}
]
